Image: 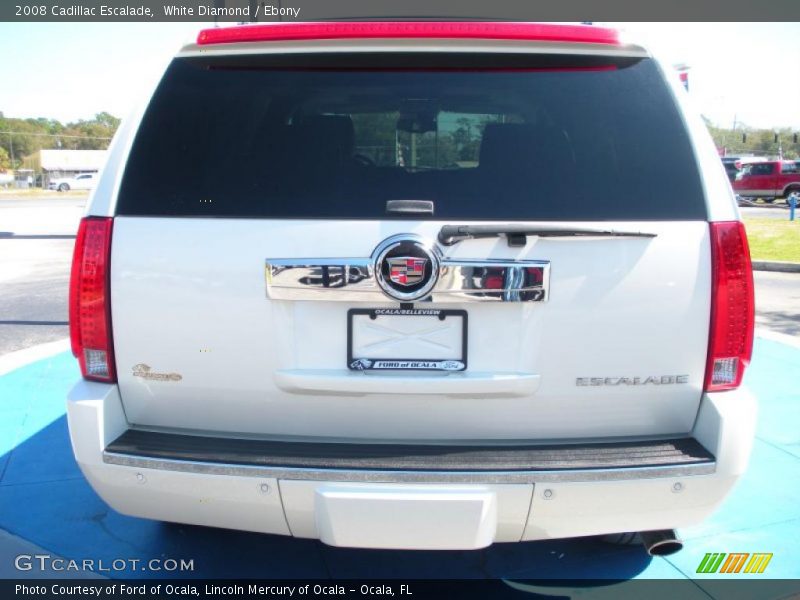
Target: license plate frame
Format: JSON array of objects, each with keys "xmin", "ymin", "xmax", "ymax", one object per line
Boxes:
[{"xmin": 347, "ymin": 308, "xmax": 468, "ymax": 372}]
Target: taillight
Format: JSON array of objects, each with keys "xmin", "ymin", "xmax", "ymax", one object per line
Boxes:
[
  {"xmin": 69, "ymin": 217, "xmax": 116, "ymax": 382},
  {"xmin": 705, "ymin": 221, "xmax": 754, "ymax": 392},
  {"xmin": 196, "ymin": 22, "xmax": 620, "ymax": 46}
]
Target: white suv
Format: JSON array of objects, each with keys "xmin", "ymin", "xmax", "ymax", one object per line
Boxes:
[
  {"xmin": 66, "ymin": 22, "xmax": 756, "ymax": 555},
  {"xmin": 49, "ymin": 172, "xmax": 98, "ymax": 192}
]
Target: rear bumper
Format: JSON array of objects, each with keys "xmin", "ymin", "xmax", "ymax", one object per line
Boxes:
[
  {"xmin": 103, "ymin": 429, "xmax": 716, "ymax": 484},
  {"xmin": 67, "ymin": 382, "xmax": 756, "ymax": 549}
]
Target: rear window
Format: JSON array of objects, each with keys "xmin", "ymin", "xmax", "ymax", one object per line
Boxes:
[
  {"xmin": 746, "ymin": 163, "xmax": 776, "ymax": 176},
  {"xmin": 117, "ymin": 53, "xmax": 706, "ymax": 220}
]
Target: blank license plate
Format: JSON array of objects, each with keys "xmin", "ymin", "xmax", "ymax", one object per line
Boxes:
[{"xmin": 347, "ymin": 308, "xmax": 467, "ymax": 371}]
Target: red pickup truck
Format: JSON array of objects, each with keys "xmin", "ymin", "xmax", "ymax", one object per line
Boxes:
[{"xmin": 733, "ymin": 160, "xmax": 800, "ymax": 202}]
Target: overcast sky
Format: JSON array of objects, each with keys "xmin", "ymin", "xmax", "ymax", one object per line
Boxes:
[{"xmin": 0, "ymin": 21, "xmax": 798, "ymax": 129}]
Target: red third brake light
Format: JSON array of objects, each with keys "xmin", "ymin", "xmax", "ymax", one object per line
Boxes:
[
  {"xmin": 705, "ymin": 221, "xmax": 754, "ymax": 392},
  {"xmin": 69, "ymin": 217, "xmax": 116, "ymax": 382},
  {"xmin": 197, "ymin": 22, "xmax": 620, "ymax": 47}
]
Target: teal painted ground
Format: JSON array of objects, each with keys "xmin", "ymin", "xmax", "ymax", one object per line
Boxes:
[{"xmin": 1, "ymin": 339, "xmax": 798, "ymax": 595}]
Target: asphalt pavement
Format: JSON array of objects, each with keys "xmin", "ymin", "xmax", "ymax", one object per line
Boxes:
[
  {"xmin": 755, "ymin": 271, "xmax": 800, "ymax": 336},
  {"xmin": 739, "ymin": 205, "xmax": 794, "ymax": 221},
  {"xmin": 0, "ymin": 196, "xmax": 83, "ymax": 355}
]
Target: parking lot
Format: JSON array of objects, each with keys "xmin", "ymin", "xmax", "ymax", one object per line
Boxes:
[{"xmin": 1, "ymin": 194, "xmax": 799, "ymax": 592}]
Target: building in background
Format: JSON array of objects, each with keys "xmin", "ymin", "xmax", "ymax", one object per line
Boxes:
[{"xmin": 21, "ymin": 149, "xmax": 107, "ymax": 188}]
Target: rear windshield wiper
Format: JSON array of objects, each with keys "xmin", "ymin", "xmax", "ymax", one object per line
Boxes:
[{"xmin": 438, "ymin": 224, "xmax": 658, "ymax": 247}]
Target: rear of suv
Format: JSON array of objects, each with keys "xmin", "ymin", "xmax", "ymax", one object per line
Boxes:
[{"xmin": 67, "ymin": 22, "xmax": 756, "ymax": 553}]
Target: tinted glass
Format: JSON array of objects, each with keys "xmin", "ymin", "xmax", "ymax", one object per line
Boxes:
[
  {"xmin": 117, "ymin": 55, "xmax": 706, "ymax": 220},
  {"xmin": 749, "ymin": 163, "xmax": 776, "ymax": 176}
]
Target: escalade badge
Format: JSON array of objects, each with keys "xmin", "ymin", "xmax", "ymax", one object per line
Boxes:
[
  {"xmin": 576, "ymin": 375, "xmax": 689, "ymax": 386},
  {"xmin": 388, "ymin": 257, "xmax": 428, "ymax": 286},
  {"xmin": 132, "ymin": 363, "xmax": 182, "ymax": 382}
]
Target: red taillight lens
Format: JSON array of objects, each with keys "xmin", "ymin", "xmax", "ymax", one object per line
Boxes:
[
  {"xmin": 197, "ymin": 22, "xmax": 620, "ymax": 46},
  {"xmin": 69, "ymin": 217, "xmax": 116, "ymax": 382},
  {"xmin": 705, "ymin": 221, "xmax": 754, "ymax": 392}
]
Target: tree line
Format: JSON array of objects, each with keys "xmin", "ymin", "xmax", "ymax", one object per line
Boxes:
[
  {"xmin": 1, "ymin": 109, "xmax": 797, "ymax": 173},
  {"xmin": 0, "ymin": 111, "xmax": 121, "ymax": 171},
  {"xmin": 706, "ymin": 121, "xmax": 799, "ymax": 159}
]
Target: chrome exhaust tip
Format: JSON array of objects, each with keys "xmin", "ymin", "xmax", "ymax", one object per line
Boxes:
[{"xmin": 639, "ymin": 529, "xmax": 683, "ymax": 556}]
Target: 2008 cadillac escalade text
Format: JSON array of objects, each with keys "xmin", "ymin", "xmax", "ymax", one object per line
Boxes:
[{"xmin": 44, "ymin": 5, "xmax": 154, "ymax": 17}]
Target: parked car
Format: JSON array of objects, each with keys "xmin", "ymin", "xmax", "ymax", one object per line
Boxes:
[
  {"xmin": 49, "ymin": 172, "xmax": 98, "ymax": 192},
  {"xmin": 66, "ymin": 22, "xmax": 755, "ymax": 556},
  {"xmin": 733, "ymin": 160, "xmax": 800, "ymax": 202}
]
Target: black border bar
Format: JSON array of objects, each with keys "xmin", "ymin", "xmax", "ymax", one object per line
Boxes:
[{"xmin": 4, "ymin": 580, "xmax": 800, "ymax": 599}]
